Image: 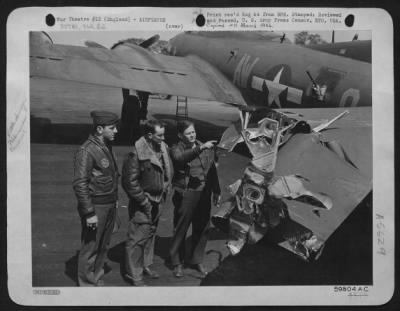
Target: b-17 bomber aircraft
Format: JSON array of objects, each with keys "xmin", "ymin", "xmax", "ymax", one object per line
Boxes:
[
  {"xmin": 29, "ymin": 30, "xmax": 372, "ymax": 261},
  {"xmin": 167, "ymin": 31, "xmax": 371, "ymax": 109}
]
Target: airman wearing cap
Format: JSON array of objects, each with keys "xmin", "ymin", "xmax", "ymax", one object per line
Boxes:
[{"xmin": 72, "ymin": 110, "xmax": 120, "ymax": 286}]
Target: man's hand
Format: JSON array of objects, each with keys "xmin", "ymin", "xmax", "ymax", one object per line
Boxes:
[
  {"xmin": 86, "ymin": 215, "xmax": 98, "ymax": 230},
  {"xmin": 212, "ymin": 193, "xmax": 221, "ymax": 206},
  {"xmin": 163, "ymin": 182, "xmax": 171, "ymax": 194},
  {"xmin": 144, "ymin": 203, "xmax": 153, "ymax": 224},
  {"xmin": 200, "ymin": 140, "xmax": 217, "ymax": 151}
]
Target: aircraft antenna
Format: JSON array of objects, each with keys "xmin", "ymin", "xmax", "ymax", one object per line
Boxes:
[{"xmin": 280, "ymin": 33, "xmax": 286, "ymax": 44}]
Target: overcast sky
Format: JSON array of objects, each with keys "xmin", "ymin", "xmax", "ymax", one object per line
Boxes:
[{"xmin": 48, "ymin": 30, "xmax": 371, "ymax": 48}]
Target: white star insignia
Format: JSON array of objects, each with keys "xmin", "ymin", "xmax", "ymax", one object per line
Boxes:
[
  {"xmin": 251, "ymin": 68, "xmax": 303, "ymax": 107},
  {"xmin": 264, "ymin": 67, "xmax": 288, "ymax": 108}
]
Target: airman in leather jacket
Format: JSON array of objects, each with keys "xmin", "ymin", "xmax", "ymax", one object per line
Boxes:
[
  {"xmin": 122, "ymin": 136, "xmax": 173, "ymax": 223},
  {"xmin": 73, "ymin": 134, "xmax": 119, "ymax": 218}
]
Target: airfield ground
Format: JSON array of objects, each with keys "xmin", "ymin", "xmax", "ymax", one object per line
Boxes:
[
  {"xmin": 31, "ymin": 143, "xmax": 239, "ymax": 287},
  {"xmin": 30, "ymin": 80, "xmax": 239, "ymax": 286}
]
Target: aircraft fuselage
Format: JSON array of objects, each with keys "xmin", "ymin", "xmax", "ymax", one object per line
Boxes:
[{"xmin": 169, "ymin": 32, "xmax": 371, "ymax": 108}]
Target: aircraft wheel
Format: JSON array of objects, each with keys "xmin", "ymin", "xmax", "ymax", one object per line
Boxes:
[{"xmin": 158, "ymin": 94, "xmax": 172, "ymax": 100}]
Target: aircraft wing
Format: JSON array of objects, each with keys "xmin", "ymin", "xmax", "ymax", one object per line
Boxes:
[
  {"xmin": 273, "ymin": 107, "xmax": 372, "ymax": 242},
  {"xmin": 276, "ymin": 107, "xmax": 372, "ymax": 179},
  {"xmin": 30, "ymin": 38, "xmax": 246, "ymax": 106},
  {"xmin": 216, "ymin": 106, "xmax": 371, "ymax": 259}
]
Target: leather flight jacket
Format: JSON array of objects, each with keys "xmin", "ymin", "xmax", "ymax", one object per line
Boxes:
[
  {"xmin": 73, "ymin": 134, "xmax": 119, "ymax": 218},
  {"xmin": 122, "ymin": 137, "xmax": 173, "ymax": 221},
  {"xmin": 170, "ymin": 140, "xmax": 220, "ymax": 194}
]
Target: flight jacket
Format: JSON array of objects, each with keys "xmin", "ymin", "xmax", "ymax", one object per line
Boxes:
[
  {"xmin": 170, "ymin": 140, "xmax": 220, "ymax": 194},
  {"xmin": 73, "ymin": 134, "xmax": 119, "ymax": 218},
  {"xmin": 122, "ymin": 136, "xmax": 173, "ymax": 222}
]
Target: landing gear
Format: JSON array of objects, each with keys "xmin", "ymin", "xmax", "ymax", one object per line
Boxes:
[{"xmin": 118, "ymin": 89, "xmax": 141, "ymax": 144}]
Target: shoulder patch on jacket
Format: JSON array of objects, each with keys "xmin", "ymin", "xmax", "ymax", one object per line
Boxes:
[{"xmin": 101, "ymin": 158, "xmax": 110, "ymax": 168}]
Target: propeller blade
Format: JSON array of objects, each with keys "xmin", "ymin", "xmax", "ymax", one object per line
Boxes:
[
  {"xmin": 110, "ymin": 35, "xmax": 159, "ymax": 51},
  {"xmin": 30, "ymin": 31, "xmax": 53, "ymax": 45},
  {"xmin": 139, "ymin": 34, "xmax": 160, "ymax": 48},
  {"xmin": 84, "ymin": 41, "xmax": 107, "ymax": 48}
]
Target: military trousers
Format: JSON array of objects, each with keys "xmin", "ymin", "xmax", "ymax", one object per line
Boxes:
[
  {"xmin": 169, "ymin": 188, "xmax": 212, "ymax": 266},
  {"xmin": 125, "ymin": 201, "xmax": 160, "ymax": 282},
  {"xmin": 77, "ymin": 202, "xmax": 116, "ymax": 286}
]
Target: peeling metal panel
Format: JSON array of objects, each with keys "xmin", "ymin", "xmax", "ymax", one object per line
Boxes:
[{"xmin": 275, "ymin": 133, "xmax": 371, "ymax": 241}]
